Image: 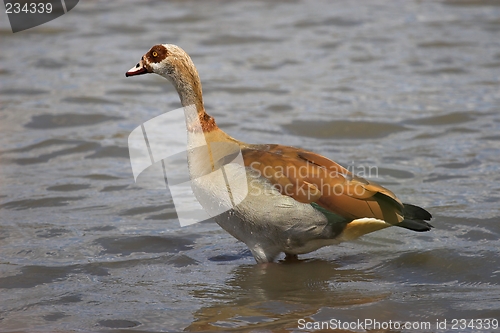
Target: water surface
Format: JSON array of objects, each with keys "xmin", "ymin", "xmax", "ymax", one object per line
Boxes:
[{"xmin": 1, "ymin": 0, "xmax": 500, "ymax": 332}]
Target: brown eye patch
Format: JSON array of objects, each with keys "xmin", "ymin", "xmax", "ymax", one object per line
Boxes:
[{"xmin": 146, "ymin": 45, "xmax": 168, "ymax": 64}]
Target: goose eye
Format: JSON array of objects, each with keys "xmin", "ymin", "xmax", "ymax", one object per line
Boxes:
[{"xmin": 152, "ymin": 51, "xmax": 158, "ymax": 57}]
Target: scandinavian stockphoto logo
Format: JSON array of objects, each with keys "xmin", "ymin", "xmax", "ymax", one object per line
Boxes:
[
  {"xmin": 128, "ymin": 105, "xmax": 248, "ymax": 227},
  {"xmin": 4, "ymin": 0, "xmax": 79, "ymax": 33}
]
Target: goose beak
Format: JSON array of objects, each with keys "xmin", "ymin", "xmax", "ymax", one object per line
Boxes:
[{"xmin": 126, "ymin": 59, "xmax": 149, "ymax": 77}]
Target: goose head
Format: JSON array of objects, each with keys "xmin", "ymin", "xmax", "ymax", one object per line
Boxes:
[{"xmin": 126, "ymin": 44, "xmax": 204, "ymax": 112}]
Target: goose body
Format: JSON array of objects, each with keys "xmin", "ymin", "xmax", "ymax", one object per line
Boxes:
[{"xmin": 126, "ymin": 44, "xmax": 432, "ymax": 263}]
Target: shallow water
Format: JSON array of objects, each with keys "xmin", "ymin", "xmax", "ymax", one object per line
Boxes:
[{"xmin": 1, "ymin": 0, "xmax": 500, "ymax": 332}]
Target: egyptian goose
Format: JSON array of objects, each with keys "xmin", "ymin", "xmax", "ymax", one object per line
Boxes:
[{"xmin": 126, "ymin": 44, "xmax": 433, "ymax": 263}]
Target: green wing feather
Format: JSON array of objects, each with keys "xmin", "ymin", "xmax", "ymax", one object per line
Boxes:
[
  {"xmin": 310, "ymin": 202, "xmax": 345, "ymax": 224},
  {"xmin": 310, "ymin": 202, "xmax": 350, "ymax": 238}
]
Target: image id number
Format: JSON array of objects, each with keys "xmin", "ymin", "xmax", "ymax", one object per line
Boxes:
[
  {"xmin": 5, "ymin": 2, "xmax": 53, "ymax": 14},
  {"xmin": 451, "ymin": 318, "xmax": 498, "ymax": 330}
]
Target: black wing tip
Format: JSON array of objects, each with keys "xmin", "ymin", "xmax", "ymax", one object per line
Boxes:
[
  {"xmin": 398, "ymin": 219, "xmax": 434, "ymax": 232},
  {"xmin": 399, "ymin": 203, "xmax": 433, "ymax": 232},
  {"xmin": 403, "ymin": 203, "xmax": 432, "ymax": 221}
]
